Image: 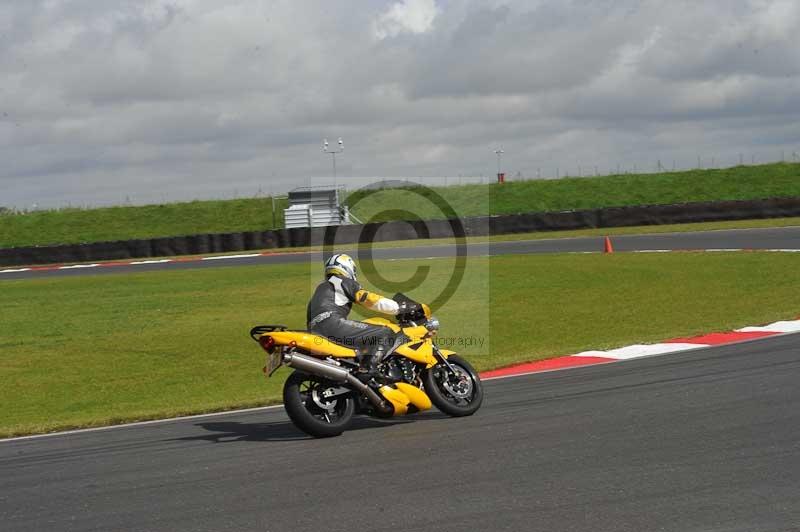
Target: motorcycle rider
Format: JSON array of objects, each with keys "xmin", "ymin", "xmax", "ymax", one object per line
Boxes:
[{"xmin": 307, "ymin": 253, "xmax": 400, "ymax": 375}]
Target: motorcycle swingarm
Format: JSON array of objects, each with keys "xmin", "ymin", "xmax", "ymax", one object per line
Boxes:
[{"xmin": 320, "ymin": 386, "xmax": 351, "ymax": 399}]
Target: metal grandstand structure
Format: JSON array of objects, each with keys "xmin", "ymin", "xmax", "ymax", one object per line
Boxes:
[{"xmin": 283, "ymin": 186, "xmax": 354, "ymax": 229}]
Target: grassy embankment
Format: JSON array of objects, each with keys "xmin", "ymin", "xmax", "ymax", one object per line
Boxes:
[
  {"xmin": 0, "ymin": 197, "xmax": 288, "ymax": 249},
  {"xmin": 345, "ymin": 162, "xmax": 800, "ymax": 222},
  {"xmin": 1, "ymin": 162, "xmax": 799, "ymax": 249},
  {"xmin": 2, "ymin": 251, "xmax": 798, "ymax": 437}
]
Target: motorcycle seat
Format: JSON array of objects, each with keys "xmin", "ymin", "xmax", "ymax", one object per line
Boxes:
[{"xmin": 277, "ymin": 330, "xmax": 359, "ymax": 358}]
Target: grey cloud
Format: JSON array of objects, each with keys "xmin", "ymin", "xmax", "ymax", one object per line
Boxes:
[
  {"xmin": 1, "ymin": 0, "xmax": 799, "ymax": 209},
  {"xmin": 404, "ymin": 3, "xmax": 640, "ymax": 98},
  {"xmin": 638, "ymin": 1, "xmax": 800, "ymax": 81}
]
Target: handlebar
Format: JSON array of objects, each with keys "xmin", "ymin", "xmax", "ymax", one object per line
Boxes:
[{"xmin": 393, "ymin": 293, "xmax": 428, "ymax": 323}]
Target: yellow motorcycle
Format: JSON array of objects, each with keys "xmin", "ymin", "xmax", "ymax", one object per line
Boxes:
[{"xmin": 250, "ymin": 294, "xmax": 483, "ymax": 438}]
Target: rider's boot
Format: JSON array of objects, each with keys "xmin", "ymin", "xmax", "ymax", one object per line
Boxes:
[{"xmin": 357, "ymin": 345, "xmax": 386, "ymax": 381}]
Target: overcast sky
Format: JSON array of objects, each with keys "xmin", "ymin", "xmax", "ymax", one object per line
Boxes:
[{"xmin": 2, "ymin": 0, "xmax": 799, "ymax": 208}]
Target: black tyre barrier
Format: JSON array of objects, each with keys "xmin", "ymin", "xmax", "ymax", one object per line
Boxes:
[{"xmin": 2, "ymin": 197, "xmax": 799, "ymax": 267}]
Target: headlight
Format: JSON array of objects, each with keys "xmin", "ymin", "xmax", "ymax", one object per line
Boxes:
[{"xmin": 425, "ymin": 316, "xmax": 440, "ymax": 332}]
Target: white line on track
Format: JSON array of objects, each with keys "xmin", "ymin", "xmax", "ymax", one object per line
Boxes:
[
  {"xmin": 385, "ymin": 256, "xmax": 453, "ymax": 261},
  {"xmin": 5, "ymin": 245, "xmax": 800, "ymax": 276},
  {"xmin": 5, "ymin": 327, "xmax": 799, "ymax": 443},
  {"xmin": 201, "ymin": 253, "xmax": 263, "ymax": 261},
  {"xmin": 129, "ymin": 259, "xmax": 172, "ymax": 265},
  {"xmin": 381, "ymin": 250, "xmax": 800, "ymax": 262},
  {"xmin": 0, "ymin": 404, "xmax": 284, "ymax": 443},
  {"xmin": 58, "ymin": 263, "xmax": 100, "ymax": 269}
]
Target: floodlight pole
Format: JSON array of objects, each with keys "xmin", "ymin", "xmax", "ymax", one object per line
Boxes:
[
  {"xmin": 323, "ymin": 137, "xmax": 344, "ymax": 186},
  {"xmin": 494, "ymin": 148, "xmax": 504, "ymax": 183}
]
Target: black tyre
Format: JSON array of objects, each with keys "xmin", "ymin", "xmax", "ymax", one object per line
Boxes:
[
  {"xmin": 282, "ymin": 371, "xmax": 355, "ymax": 438},
  {"xmin": 423, "ymin": 355, "xmax": 483, "ymax": 417}
]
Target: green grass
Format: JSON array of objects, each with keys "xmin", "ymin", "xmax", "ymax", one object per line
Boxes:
[
  {"xmin": 2, "ymin": 252, "xmax": 799, "ymax": 437},
  {"xmin": 2, "ymin": 162, "xmax": 799, "ymax": 249},
  {"xmin": 0, "ymin": 197, "xmax": 288, "ymax": 249}
]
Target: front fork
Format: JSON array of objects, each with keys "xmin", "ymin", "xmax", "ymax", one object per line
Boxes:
[{"xmin": 432, "ymin": 345, "xmax": 458, "ymax": 377}]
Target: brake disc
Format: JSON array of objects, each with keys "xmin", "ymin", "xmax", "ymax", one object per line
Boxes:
[{"xmin": 442, "ymin": 366, "xmax": 473, "ymax": 399}]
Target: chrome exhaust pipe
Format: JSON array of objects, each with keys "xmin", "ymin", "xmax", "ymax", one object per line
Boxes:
[
  {"xmin": 283, "ymin": 352, "xmax": 392, "ymax": 416},
  {"xmin": 284, "ymin": 352, "xmax": 350, "ymax": 382}
]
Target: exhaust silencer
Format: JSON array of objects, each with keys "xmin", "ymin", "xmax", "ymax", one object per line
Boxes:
[
  {"xmin": 283, "ymin": 352, "xmax": 392, "ymax": 416},
  {"xmin": 283, "ymin": 352, "xmax": 350, "ymax": 382}
]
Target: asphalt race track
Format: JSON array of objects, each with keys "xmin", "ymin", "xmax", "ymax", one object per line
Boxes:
[
  {"xmin": 3, "ymin": 226, "xmax": 799, "ymax": 280},
  {"xmin": 3, "ymin": 333, "xmax": 799, "ymax": 531}
]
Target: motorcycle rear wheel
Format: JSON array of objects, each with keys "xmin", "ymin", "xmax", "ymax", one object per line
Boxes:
[
  {"xmin": 283, "ymin": 370, "xmax": 355, "ymax": 438},
  {"xmin": 423, "ymin": 354, "xmax": 483, "ymax": 417}
]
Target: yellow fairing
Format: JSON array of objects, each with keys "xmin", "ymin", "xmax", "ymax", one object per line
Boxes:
[
  {"xmin": 402, "ymin": 325, "xmax": 429, "ymax": 341},
  {"xmin": 438, "ymin": 349, "xmax": 456, "ymax": 359},
  {"xmin": 379, "ymin": 385, "xmax": 409, "ymax": 416},
  {"xmin": 394, "ymin": 340, "xmax": 436, "ymax": 365},
  {"xmin": 395, "ymin": 383, "xmax": 432, "ymax": 411},
  {"xmin": 361, "ymin": 317, "xmax": 401, "ymax": 333},
  {"xmin": 265, "ymin": 331, "xmax": 357, "ymax": 358},
  {"xmin": 421, "ymin": 304, "xmax": 432, "ymax": 319},
  {"xmin": 378, "ymin": 384, "xmax": 432, "ymax": 415}
]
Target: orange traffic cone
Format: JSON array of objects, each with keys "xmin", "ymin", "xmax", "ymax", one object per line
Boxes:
[{"xmin": 604, "ymin": 236, "xmax": 614, "ymax": 254}]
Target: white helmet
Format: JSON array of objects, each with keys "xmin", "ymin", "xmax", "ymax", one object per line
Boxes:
[{"xmin": 324, "ymin": 253, "xmax": 357, "ymax": 280}]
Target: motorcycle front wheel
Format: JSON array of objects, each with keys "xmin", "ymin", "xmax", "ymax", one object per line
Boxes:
[
  {"xmin": 283, "ymin": 370, "xmax": 355, "ymax": 438},
  {"xmin": 423, "ymin": 354, "xmax": 483, "ymax": 417}
]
